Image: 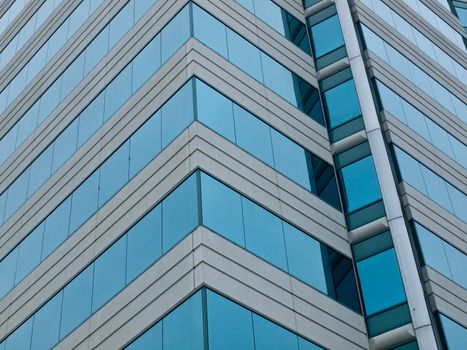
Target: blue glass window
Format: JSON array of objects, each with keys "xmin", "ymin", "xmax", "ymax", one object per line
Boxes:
[
  {"xmin": 323, "ymin": 79, "xmax": 361, "ymax": 128},
  {"xmin": 92, "ymin": 236, "xmax": 127, "ymax": 312},
  {"xmin": 162, "ymin": 291, "xmax": 204, "ymax": 350},
  {"xmin": 253, "ymin": 314, "xmax": 299, "ymax": 350},
  {"xmin": 226, "ymin": 29, "xmax": 263, "ymax": 82},
  {"xmin": 60, "ymin": 265, "xmax": 93, "ymax": 337},
  {"xmin": 339, "ymin": 156, "xmax": 382, "ymax": 213},
  {"xmin": 126, "ymin": 205, "xmax": 162, "ymax": 282},
  {"xmin": 207, "ymin": 290, "xmax": 255, "ymax": 350},
  {"xmin": 30, "ymin": 292, "xmax": 62, "ymax": 350},
  {"xmin": 439, "ymin": 314, "xmax": 467, "ymax": 350},
  {"xmin": 14, "ymin": 224, "xmax": 44, "ymax": 284},
  {"xmin": 129, "ymin": 112, "xmax": 162, "ymax": 178},
  {"xmin": 69, "ymin": 171, "xmax": 99, "ymax": 233},
  {"xmin": 357, "ymin": 249, "xmax": 406, "ymax": 315},
  {"xmin": 310, "ymin": 15, "xmax": 344, "ymax": 58},
  {"xmin": 242, "ymin": 198, "xmax": 288, "ymax": 271},
  {"xmin": 162, "ymin": 174, "xmax": 199, "ymax": 252},
  {"xmin": 201, "ymin": 173, "xmax": 245, "ymax": 246}
]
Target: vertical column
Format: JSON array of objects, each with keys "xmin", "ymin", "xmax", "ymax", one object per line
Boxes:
[{"xmin": 333, "ymin": 0, "xmax": 437, "ymax": 348}]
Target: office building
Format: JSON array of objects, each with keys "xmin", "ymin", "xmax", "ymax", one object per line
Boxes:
[{"xmin": 0, "ymin": 0, "xmax": 465, "ymax": 348}]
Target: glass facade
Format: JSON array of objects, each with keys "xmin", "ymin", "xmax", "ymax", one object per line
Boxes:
[
  {"xmin": 0, "ymin": 169, "xmax": 361, "ymax": 348},
  {"xmin": 127, "ymin": 289, "xmax": 324, "ymax": 350},
  {"xmin": 1, "ymin": 0, "xmax": 465, "ymax": 348}
]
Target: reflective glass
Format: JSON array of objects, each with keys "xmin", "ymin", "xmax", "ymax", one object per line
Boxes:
[
  {"xmin": 132, "ymin": 36, "xmax": 161, "ymax": 92},
  {"xmin": 0, "ymin": 248, "xmax": 18, "ymax": 298},
  {"xmin": 27, "ymin": 146, "xmax": 53, "ymax": 197},
  {"xmin": 323, "ymin": 79, "xmax": 361, "ymax": 128},
  {"xmin": 126, "ymin": 323, "xmax": 162, "ymax": 350},
  {"xmin": 161, "ymin": 81, "xmax": 194, "ymax": 147},
  {"xmin": 109, "ymin": 2, "xmax": 134, "ymax": 48},
  {"xmin": 129, "ymin": 112, "xmax": 162, "ymax": 177},
  {"xmin": 162, "ymin": 290, "xmax": 204, "ymax": 350},
  {"xmin": 60, "ymin": 265, "xmax": 93, "ymax": 337},
  {"xmin": 104, "ymin": 65, "xmax": 132, "ymax": 121},
  {"xmin": 196, "ymin": 80, "xmax": 235, "ymax": 143},
  {"xmin": 420, "ymin": 167, "xmax": 453, "ymax": 213},
  {"xmin": 84, "ymin": 27, "xmax": 109, "ymax": 75},
  {"xmin": 261, "ymin": 52, "xmax": 296, "ymax": 105},
  {"xmin": 30, "ymin": 292, "xmax": 62, "ymax": 350},
  {"xmin": 42, "ymin": 197, "xmax": 71, "ymax": 260},
  {"xmin": 201, "ymin": 173, "xmax": 245, "ymax": 246},
  {"xmin": 393, "ymin": 147, "xmax": 427, "ymax": 195},
  {"xmin": 439, "ymin": 314, "xmax": 467, "ymax": 350},
  {"xmin": 226, "ymin": 29, "xmax": 263, "ymax": 82},
  {"xmin": 357, "ymin": 249, "xmax": 406, "ymax": 315},
  {"xmin": 193, "ymin": 5, "xmax": 228, "ymax": 58},
  {"xmin": 270, "ymin": 129, "xmax": 310, "ymax": 190},
  {"xmin": 339, "ymin": 156, "xmax": 381, "ymax": 213},
  {"xmin": 5, "ymin": 318, "xmax": 33, "ymax": 350},
  {"xmin": 283, "ymin": 222, "xmax": 327, "ymax": 293},
  {"xmin": 234, "ymin": 105, "xmax": 274, "ymax": 167},
  {"xmin": 14, "ymin": 224, "xmax": 44, "ymax": 284},
  {"xmin": 126, "ymin": 205, "xmax": 162, "ymax": 282},
  {"xmin": 92, "ymin": 236, "xmax": 127, "ymax": 312},
  {"xmin": 207, "ymin": 290, "xmax": 255, "ymax": 350},
  {"xmin": 98, "ymin": 141, "xmax": 130, "ymax": 206},
  {"xmin": 52, "ymin": 119, "xmax": 79, "ymax": 173},
  {"xmin": 160, "ymin": 5, "xmax": 190, "ymax": 62},
  {"xmin": 162, "ymin": 174, "xmax": 199, "ymax": 252},
  {"xmin": 69, "ymin": 171, "xmax": 100, "ymax": 233},
  {"xmin": 254, "ymin": 314, "xmax": 299, "ymax": 350},
  {"xmin": 61, "ymin": 53, "xmax": 85, "ymax": 99},
  {"xmin": 310, "ymin": 15, "xmax": 344, "ymax": 58},
  {"xmin": 77, "ymin": 93, "xmax": 105, "ymax": 147},
  {"xmin": 242, "ymin": 198, "xmax": 288, "ymax": 271}
]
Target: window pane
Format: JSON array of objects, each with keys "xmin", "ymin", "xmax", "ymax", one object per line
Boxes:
[
  {"xmin": 162, "ymin": 173, "xmax": 199, "ymax": 252},
  {"xmin": 311, "ymin": 15, "xmax": 344, "ymax": 58},
  {"xmin": 5, "ymin": 318, "xmax": 33, "ymax": 350},
  {"xmin": 77, "ymin": 92, "xmax": 105, "ymax": 147},
  {"xmin": 31, "ymin": 292, "xmax": 63, "ymax": 350},
  {"xmin": 69, "ymin": 171, "xmax": 99, "ymax": 233},
  {"xmin": 0, "ymin": 247, "xmax": 18, "ymax": 298},
  {"xmin": 161, "ymin": 6, "xmax": 190, "ymax": 62},
  {"xmin": 132, "ymin": 35, "xmax": 161, "ymax": 92},
  {"xmin": 193, "ymin": 5, "xmax": 228, "ymax": 58},
  {"xmin": 242, "ymin": 198, "xmax": 288, "ymax": 271},
  {"xmin": 127, "ymin": 323, "xmax": 162, "ymax": 350},
  {"xmin": 234, "ymin": 105, "xmax": 274, "ymax": 167},
  {"xmin": 201, "ymin": 173, "xmax": 245, "ymax": 246},
  {"xmin": 161, "ymin": 80, "xmax": 194, "ymax": 148},
  {"xmin": 420, "ymin": 166, "xmax": 453, "ymax": 213},
  {"xmin": 16, "ymin": 102, "xmax": 39, "ymax": 146},
  {"xmin": 4, "ymin": 168, "xmax": 30, "ymax": 219},
  {"xmin": 98, "ymin": 141, "xmax": 130, "ymax": 206},
  {"xmin": 393, "ymin": 147, "xmax": 427, "ymax": 195},
  {"xmin": 253, "ymin": 314, "xmax": 299, "ymax": 350},
  {"xmin": 109, "ymin": 2, "xmax": 134, "ymax": 48},
  {"xmin": 206, "ymin": 290, "xmax": 255, "ymax": 350},
  {"xmin": 15, "ymin": 224, "xmax": 43, "ymax": 285},
  {"xmin": 129, "ymin": 112, "xmax": 162, "ymax": 178},
  {"xmin": 270, "ymin": 129, "xmax": 310, "ymax": 190},
  {"xmin": 92, "ymin": 235, "xmax": 127, "ymax": 312},
  {"xmin": 339, "ymin": 156, "xmax": 381, "ymax": 213},
  {"xmin": 27, "ymin": 145, "xmax": 53, "ymax": 197},
  {"xmin": 196, "ymin": 80, "xmax": 235, "ymax": 143},
  {"xmin": 84, "ymin": 26, "xmax": 109, "ymax": 75},
  {"xmin": 443, "ymin": 243, "xmax": 467, "ymax": 289},
  {"xmin": 61, "ymin": 53, "xmax": 85, "ymax": 99},
  {"xmin": 323, "ymin": 79, "xmax": 361, "ymax": 128},
  {"xmin": 439, "ymin": 314, "xmax": 467, "ymax": 350},
  {"xmin": 402, "ymin": 101, "xmax": 430, "ymax": 141},
  {"xmin": 414, "ymin": 223, "xmax": 450, "ymax": 278},
  {"xmin": 42, "ymin": 197, "xmax": 72, "ymax": 259},
  {"xmin": 357, "ymin": 248, "xmax": 406, "ymax": 315},
  {"xmin": 162, "ymin": 290, "xmax": 204, "ymax": 350},
  {"xmin": 283, "ymin": 222, "xmax": 327, "ymax": 293},
  {"xmin": 260, "ymin": 53, "xmax": 296, "ymax": 105},
  {"xmin": 52, "ymin": 119, "xmax": 79, "ymax": 173},
  {"xmin": 226, "ymin": 28, "xmax": 263, "ymax": 82},
  {"xmin": 104, "ymin": 65, "xmax": 132, "ymax": 121},
  {"xmin": 60, "ymin": 264, "xmax": 93, "ymax": 338},
  {"xmin": 126, "ymin": 205, "xmax": 162, "ymax": 282}
]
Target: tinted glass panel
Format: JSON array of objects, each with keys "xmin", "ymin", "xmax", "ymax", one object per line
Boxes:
[
  {"xmin": 310, "ymin": 15, "xmax": 344, "ymax": 58},
  {"xmin": 323, "ymin": 79, "xmax": 361, "ymax": 128},
  {"xmin": 357, "ymin": 249, "xmax": 406, "ymax": 315}
]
